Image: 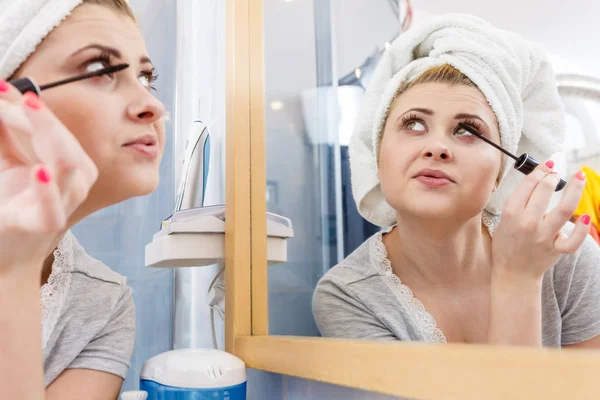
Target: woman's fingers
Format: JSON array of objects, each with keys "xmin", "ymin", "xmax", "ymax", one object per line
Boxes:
[
  {"xmin": 20, "ymin": 92, "xmax": 98, "ymax": 212},
  {"xmin": 554, "ymin": 214, "xmax": 591, "ymax": 254},
  {"xmin": 0, "ymin": 165, "xmax": 66, "ymax": 233},
  {"xmin": 542, "ymin": 170, "xmax": 586, "ymax": 234},
  {"xmin": 503, "ymin": 161, "xmax": 553, "ymax": 215},
  {"xmin": 0, "ymin": 98, "xmax": 34, "ymax": 134},
  {"xmin": 0, "ymin": 98, "xmax": 35, "ymax": 167},
  {"xmin": 524, "ymin": 172, "xmax": 561, "ymax": 219}
]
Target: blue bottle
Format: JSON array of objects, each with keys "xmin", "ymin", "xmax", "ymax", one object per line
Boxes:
[{"xmin": 133, "ymin": 348, "xmax": 247, "ymax": 400}]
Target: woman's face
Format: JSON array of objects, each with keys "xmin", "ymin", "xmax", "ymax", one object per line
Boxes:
[
  {"xmin": 14, "ymin": 4, "xmax": 165, "ymax": 214},
  {"xmin": 378, "ymin": 82, "xmax": 502, "ymax": 223}
]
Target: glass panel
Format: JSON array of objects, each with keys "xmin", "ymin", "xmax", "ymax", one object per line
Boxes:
[
  {"xmin": 264, "ymin": 0, "xmax": 600, "ymax": 346},
  {"xmin": 265, "ymin": 0, "xmax": 401, "ymax": 336}
]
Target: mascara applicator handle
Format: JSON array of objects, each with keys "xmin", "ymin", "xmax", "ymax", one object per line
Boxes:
[
  {"xmin": 7, "ymin": 77, "xmax": 41, "ymax": 95},
  {"xmin": 514, "ymin": 153, "xmax": 566, "ymax": 191}
]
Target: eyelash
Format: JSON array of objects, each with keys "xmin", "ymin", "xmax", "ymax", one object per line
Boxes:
[
  {"xmin": 460, "ymin": 117, "xmax": 482, "ymax": 134},
  {"xmin": 399, "ymin": 112, "xmax": 421, "ymax": 129},
  {"xmin": 399, "ymin": 114, "xmax": 484, "ymax": 137},
  {"xmin": 84, "ymin": 51, "xmax": 159, "ymax": 91}
]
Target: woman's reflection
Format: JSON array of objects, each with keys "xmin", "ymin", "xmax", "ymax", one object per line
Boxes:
[{"xmin": 313, "ymin": 14, "xmax": 600, "ymax": 348}]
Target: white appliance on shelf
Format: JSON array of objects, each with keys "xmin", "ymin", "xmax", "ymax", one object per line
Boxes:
[{"xmin": 145, "ymin": 205, "xmax": 294, "ymax": 268}]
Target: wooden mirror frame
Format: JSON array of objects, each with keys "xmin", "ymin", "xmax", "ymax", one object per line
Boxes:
[{"xmin": 224, "ymin": 1, "xmax": 600, "ymax": 398}]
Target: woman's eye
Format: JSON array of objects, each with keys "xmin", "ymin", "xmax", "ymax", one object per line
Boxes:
[
  {"xmin": 406, "ymin": 121, "xmax": 426, "ymax": 131},
  {"xmin": 139, "ymin": 74, "xmax": 155, "ymax": 89},
  {"xmin": 139, "ymin": 75, "xmax": 149, "ymax": 87},
  {"xmin": 86, "ymin": 60, "xmax": 109, "ymax": 73},
  {"xmin": 455, "ymin": 126, "xmax": 475, "ymax": 137}
]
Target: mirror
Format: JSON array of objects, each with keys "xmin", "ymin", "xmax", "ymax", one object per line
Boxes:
[{"xmin": 263, "ymin": 0, "xmax": 600, "ymax": 349}]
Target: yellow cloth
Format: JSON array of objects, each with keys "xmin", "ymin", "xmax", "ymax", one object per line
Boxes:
[{"xmin": 573, "ymin": 166, "xmax": 600, "ymax": 232}]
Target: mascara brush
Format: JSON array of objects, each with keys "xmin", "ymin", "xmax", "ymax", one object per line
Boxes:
[
  {"xmin": 9, "ymin": 63, "xmax": 129, "ymax": 96},
  {"xmin": 457, "ymin": 122, "xmax": 566, "ymax": 191}
]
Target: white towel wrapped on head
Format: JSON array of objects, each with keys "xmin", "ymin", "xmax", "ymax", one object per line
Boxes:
[
  {"xmin": 349, "ymin": 13, "xmax": 566, "ymax": 232},
  {"xmin": 0, "ymin": 0, "xmax": 85, "ymax": 79}
]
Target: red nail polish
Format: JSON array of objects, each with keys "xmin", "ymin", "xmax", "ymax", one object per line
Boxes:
[
  {"xmin": 576, "ymin": 171, "xmax": 586, "ymax": 181},
  {"xmin": 545, "ymin": 160, "xmax": 555, "ymax": 169},
  {"xmin": 36, "ymin": 167, "xmax": 51, "ymax": 184},
  {"xmin": 0, "ymin": 80, "xmax": 8, "ymax": 93},
  {"xmin": 582, "ymin": 214, "xmax": 591, "ymax": 225},
  {"xmin": 24, "ymin": 92, "xmax": 42, "ymax": 110}
]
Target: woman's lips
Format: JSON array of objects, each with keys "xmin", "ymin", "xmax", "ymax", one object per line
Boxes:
[
  {"xmin": 123, "ymin": 143, "xmax": 158, "ymax": 158},
  {"xmin": 414, "ymin": 175, "xmax": 453, "ymax": 187},
  {"xmin": 123, "ymin": 134, "xmax": 158, "ymax": 159}
]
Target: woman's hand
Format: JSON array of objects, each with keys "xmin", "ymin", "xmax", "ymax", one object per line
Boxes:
[
  {"xmin": 488, "ymin": 161, "xmax": 589, "ymax": 346},
  {"xmin": 492, "ymin": 161, "xmax": 589, "ymax": 282},
  {"xmin": 0, "ymin": 82, "xmax": 98, "ymax": 277}
]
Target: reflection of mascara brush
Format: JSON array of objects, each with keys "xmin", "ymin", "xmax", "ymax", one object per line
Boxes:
[
  {"xmin": 8, "ymin": 64, "xmax": 130, "ymax": 96},
  {"xmin": 457, "ymin": 122, "xmax": 566, "ymax": 192}
]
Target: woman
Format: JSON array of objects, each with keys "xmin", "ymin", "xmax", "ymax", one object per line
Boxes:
[
  {"xmin": 313, "ymin": 14, "xmax": 600, "ymax": 348},
  {"xmin": 0, "ymin": 0, "xmax": 164, "ymax": 398}
]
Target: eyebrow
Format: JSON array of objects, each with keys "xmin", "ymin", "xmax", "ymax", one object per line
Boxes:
[
  {"xmin": 69, "ymin": 43, "xmax": 153, "ymax": 65},
  {"xmin": 397, "ymin": 108, "xmax": 490, "ymax": 129}
]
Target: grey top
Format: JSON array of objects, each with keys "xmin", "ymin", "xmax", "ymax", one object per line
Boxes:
[
  {"xmin": 41, "ymin": 231, "xmax": 135, "ymax": 386},
  {"xmin": 313, "ymin": 224, "xmax": 600, "ymax": 346}
]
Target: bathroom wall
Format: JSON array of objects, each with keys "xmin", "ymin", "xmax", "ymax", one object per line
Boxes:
[
  {"xmin": 70, "ymin": 0, "xmax": 176, "ymax": 392},
  {"xmin": 265, "ymin": 0, "xmax": 399, "ymax": 337}
]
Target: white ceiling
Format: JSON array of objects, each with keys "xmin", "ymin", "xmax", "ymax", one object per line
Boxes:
[
  {"xmin": 264, "ymin": 0, "xmax": 600, "ymax": 99},
  {"xmin": 410, "ymin": 0, "xmax": 600, "ymax": 77}
]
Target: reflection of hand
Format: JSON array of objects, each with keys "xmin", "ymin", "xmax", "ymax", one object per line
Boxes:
[
  {"xmin": 491, "ymin": 161, "xmax": 588, "ymax": 282},
  {"xmin": 0, "ymin": 82, "xmax": 98, "ymax": 277}
]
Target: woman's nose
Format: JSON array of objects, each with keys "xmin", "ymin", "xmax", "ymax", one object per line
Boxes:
[
  {"xmin": 126, "ymin": 91, "xmax": 165, "ymax": 124},
  {"xmin": 421, "ymin": 142, "xmax": 453, "ymax": 161}
]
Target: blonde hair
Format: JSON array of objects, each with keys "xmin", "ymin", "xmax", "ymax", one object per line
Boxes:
[
  {"xmin": 384, "ymin": 64, "xmax": 480, "ymax": 125},
  {"xmin": 82, "ymin": 0, "xmax": 136, "ymax": 20},
  {"xmin": 403, "ymin": 64, "xmax": 477, "ymax": 91}
]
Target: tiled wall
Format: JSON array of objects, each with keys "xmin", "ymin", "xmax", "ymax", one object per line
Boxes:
[{"xmin": 71, "ymin": 0, "xmax": 176, "ymax": 392}]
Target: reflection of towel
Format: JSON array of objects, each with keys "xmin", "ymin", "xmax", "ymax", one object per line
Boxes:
[
  {"xmin": 574, "ymin": 166, "xmax": 600, "ymax": 244},
  {"xmin": 0, "ymin": 0, "xmax": 84, "ymax": 79},
  {"xmin": 349, "ymin": 13, "xmax": 566, "ymax": 233}
]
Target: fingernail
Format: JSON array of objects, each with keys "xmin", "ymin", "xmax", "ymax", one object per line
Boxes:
[
  {"xmin": 576, "ymin": 170, "xmax": 586, "ymax": 181},
  {"xmin": 545, "ymin": 160, "xmax": 555, "ymax": 169},
  {"xmin": 24, "ymin": 92, "xmax": 42, "ymax": 110},
  {"xmin": 0, "ymin": 79, "xmax": 8, "ymax": 93},
  {"xmin": 582, "ymin": 214, "xmax": 591, "ymax": 225},
  {"xmin": 36, "ymin": 166, "xmax": 51, "ymax": 184}
]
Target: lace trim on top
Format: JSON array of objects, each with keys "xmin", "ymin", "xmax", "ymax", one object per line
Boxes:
[
  {"xmin": 482, "ymin": 209, "xmax": 500, "ymax": 236},
  {"xmin": 41, "ymin": 231, "xmax": 75, "ymax": 350},
  {"xmin": 370, "ymin": 229, "xmax": 447, "ymax": 343}
]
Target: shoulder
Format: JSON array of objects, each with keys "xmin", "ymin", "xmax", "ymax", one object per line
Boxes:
[
  {"xmin": 43, "ymin": 233, "xmax": 135, "ymax": 384},
  {"xmin": 62, "ymin": 232, "xmax": 133, "ymax": 318},
  {"xmin": 316, "ymin": 231, "xmax": 383, "ymax": 291},
  {"xmin": 70, "ymin": 237, "xmax": 128, "ymax": 287}
]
